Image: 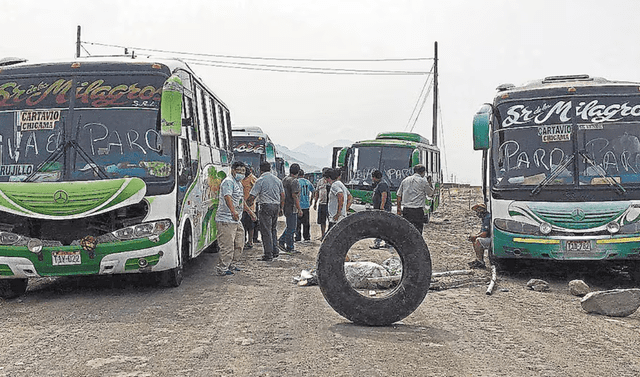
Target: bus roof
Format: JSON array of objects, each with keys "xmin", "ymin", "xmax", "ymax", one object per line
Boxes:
[
  {"xmin": 494, "ymin": 74, "xmax": 640, "ymax": 101},
  {"xmin": 352, "ymin": 131, "xmax": 437, "ymax": 149},
  {"xmin": 0, "ymin": 55, "xmax": 231, "ymax": 109},
  {"xmin": 232, "ymin": 126, "xmax": 273, "ymax": 142}
]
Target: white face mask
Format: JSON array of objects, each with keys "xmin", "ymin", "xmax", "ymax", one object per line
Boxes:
[{"xmin": 234, "ymin": 173, "xmax": 244, "ymax": 182}]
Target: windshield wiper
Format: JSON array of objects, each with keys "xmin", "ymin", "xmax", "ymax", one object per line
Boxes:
[
  {"xmin": 25, "ymin": 140, "xmax": 108, "ymax": 182},
  {"xmin": 578, "ymin": 151, "xmax": 626, "ymax": 195},
  {"xmin": 531, "ymin": 154, "xmax": 574, "ymax": 196}
]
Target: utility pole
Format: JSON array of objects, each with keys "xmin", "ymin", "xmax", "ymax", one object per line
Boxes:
[
  {"xmin": 432, "ymin": 41, "xmax": 438, "ymax": 147},
  {"xmin": 76, "ymin": 25, "xmax": 81, "ymax": 58}
]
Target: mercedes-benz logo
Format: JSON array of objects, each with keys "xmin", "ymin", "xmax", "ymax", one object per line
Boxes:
[
  {"xmin": 53, "ymin": 190, "xmax": 69, "ymax": 204},
  {"xmin": 571, "ymin": 208, "xmax": 585, "ymax": 221}
]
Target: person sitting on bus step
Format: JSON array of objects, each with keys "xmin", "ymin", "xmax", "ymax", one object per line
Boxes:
[
  {"xmin": 241, "ymin": 165, "xmax": 258, "ymax": 250},
  {"xmin": 278, "ymin": 163, "xmax": 302, "ymax": 254},
  {"xmin": 467, "ymin": 203, "xmax": 491, "ymax": 269},
  {"xmin": 311, "ymin": 167, "xmax": 331, "ymax": 240},
  {"xmin": 214, "ymin": 161, "xmax": 247, "ymax": 276},
  {"xmin": 326, "ymin": 168, "xmax": 353, "ymax": 231},
  {"xmin": 370, "ymin": 169, "xmax": 392, "ymax": 249},
  {"xmin": 396, "ymin": 164, "xmax": 433, "ymax": 234},
  {"xmin": 295, "ymin": 169, "xmax": 314, "ymax": 243},
  {"xmin": 247, "ymin": 162, "xmax": 285, "ymax": 262}
]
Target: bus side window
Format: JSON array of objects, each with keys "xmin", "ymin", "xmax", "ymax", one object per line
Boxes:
[
  {"xmin": 206, "ymin": 96, "xmax": 219, "ymax": 148},
  {"xmin": 177, "ymin": 137, "xmax": 192, "ymax": 186},
  {"xmin": 182, "ymin": 95, "xmax": 197, "ymax": 143},
  {"xmin": 195, "ymin": 85, "xmax": 210, "ymax": 146},
  {"xmin": 224, "ymin": 109, "xmax": 232, "ymax": 152},
  {"xmin": 215, "ymin": 103, "xmax": 225, "ymax": 150}
]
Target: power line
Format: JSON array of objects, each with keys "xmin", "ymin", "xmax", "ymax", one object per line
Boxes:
[
  {"xmin": 183, "ymin": 58, "xmax": 430, "ymax": 75},
  {"xmin": 82, "ymin": 41, "xmax": 433, "ymax": 62},
  {"xmin": 405, "ymin": 64, "xmax": 434, "ymax": 130}
]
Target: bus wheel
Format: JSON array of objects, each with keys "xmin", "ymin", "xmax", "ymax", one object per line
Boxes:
[
  {"xmin": 317, "ymin": 210, "xmax": 431, "ymax": 326},
  {"xmin": 0, "ymin": 278, "xmax": 28, "ymax": 299}
]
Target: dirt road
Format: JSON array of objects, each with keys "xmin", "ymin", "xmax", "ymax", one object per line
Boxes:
[{"xmin": 1, "ymin": 192, "xmax": 639, "ymax": 376}]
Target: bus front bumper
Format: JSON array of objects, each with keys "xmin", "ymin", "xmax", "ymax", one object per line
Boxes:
[{"xmin": 493, "ymin": 228, "xmax": 640, "ymax": 261}]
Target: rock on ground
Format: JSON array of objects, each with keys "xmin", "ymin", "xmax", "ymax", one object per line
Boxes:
[
  {"xmin": 569, "ymin": 279, "xmax": 590, "ymax": 297},
  {"xmin": 344, "ymin": 261, "xmax": 390, "ymax": 289},
  {"xmin": 580, "ymin": 288, "xmax": 640, "ymax": 317},
  {"xmin": 527, "ymin": 279, "xmax": 550, "ymax": 292}
]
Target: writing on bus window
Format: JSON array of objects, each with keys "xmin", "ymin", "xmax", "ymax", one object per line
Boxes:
[
  {"xmin": 583, "ymin": 134, "xmax": 640, "ymax": 174},
  {"xmin": 498, "ymin": 140, "xmax": 567, "ymax": 172},
  {"xmin": 233, "ymin": 142, "xmax": 264, "ymax": 154},
  {"xmin": 502, "ymin": 100, "xmax": 640, "ymax": 128},
  {"xmin": 83, "ymin": 123, "xmax": 162, "ymax": 156},
  {"xmin": 0, "ymin": 79, "xmax": 162, "ymax": 108}
]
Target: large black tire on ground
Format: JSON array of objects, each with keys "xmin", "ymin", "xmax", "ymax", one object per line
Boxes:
[{"xmin": 317, "ymin": 210, "xmax": 431, "ymax": 326}]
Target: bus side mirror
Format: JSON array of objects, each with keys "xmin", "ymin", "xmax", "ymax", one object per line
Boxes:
[
  {"xmin": 473, "ymin": 104, "xmax": 492, "ymax": 150},
  {"xmin": 411, "ymin": 149, "xmax": 420, "ymax": 166},
  {"xmin": 160, "ymin": 74, "xmax": 183, "ymax": 137},
  {"xmin": 337, "ymin": 148, "xmax": 348, "ymax": 167}
]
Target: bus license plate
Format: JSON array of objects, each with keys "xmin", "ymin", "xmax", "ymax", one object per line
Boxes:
[
  {"xmin": 52, "ymin": 251, "xmax": 81, "ymax": 266},
  {"xmin": 566, "ymin": 240, "xmax": 591, "ymax": 251}
]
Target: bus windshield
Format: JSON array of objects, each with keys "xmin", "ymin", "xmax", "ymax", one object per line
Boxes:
[
  {"xmin": 0, "ymin": 73, "xmax": 174, "ymax": 188},
  {"xmin": 347, "ymin": 146, "xmax": 413, "ymax": 190},
  {"xmin": 493, "ymin": 95, "xmax": 640, "ymax": 190}
]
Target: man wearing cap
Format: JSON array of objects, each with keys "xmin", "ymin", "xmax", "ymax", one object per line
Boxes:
[{"xmin": 468, "ymin": 203, "xmax": 491, "ymax": 269}]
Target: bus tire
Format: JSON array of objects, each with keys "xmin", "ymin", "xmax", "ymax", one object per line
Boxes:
[
  {"xmin": 0, "ymin": 278, "xmax": 28, "ymax": 299},
  {"xmin": 317, "ymin": 210, "xmax": 431, "ymax": 326}
]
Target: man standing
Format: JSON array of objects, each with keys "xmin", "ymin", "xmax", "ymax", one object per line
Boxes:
[
  {"xmin": 241, "ymin": 166, "xmax": 258, "ymax": 250},
  {"xmin": 312, "ymin": 168, "xmax": 331, "ymax": 240},
  {"xmin": 247, "ymin": 162, "xmax": 285, "ymax": 262},
  {"xmin": 295, "ymin": 169, "xmax": 314, "ymax": 243},
  {"xmin": 396, "ymin": 164, "xmax": 433, "ymax": 234},
  {"xmin": 468, "ymin": 203, "xmax": 491, "ymax": 269},
  {"xmin": 214, "ymin": 161, "xmax": 246, "ymax": 276},
  {"xmin": 278, "ymin": 163, "xmax": 302, "ymax": 253},
  {"xmin": 326, "ymin": 168, "xmax": 352, "ymax": 231},
  {"xmin": 370, "ymin": 169, "xmax": 391, "ymax": 249}
]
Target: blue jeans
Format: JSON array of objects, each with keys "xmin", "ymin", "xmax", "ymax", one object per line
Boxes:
[{"xmin": 279, "ymin": 212, "xmax": 298, "ymax": 250}]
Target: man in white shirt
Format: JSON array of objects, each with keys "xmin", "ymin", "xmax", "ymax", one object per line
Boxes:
[
  {"xmin": 326, "ymin": 168, "xmax": 353, "ymax": 231},
  {"xmin": 396, "ymin": 164, "xmax": 432, "ymax": 234}
]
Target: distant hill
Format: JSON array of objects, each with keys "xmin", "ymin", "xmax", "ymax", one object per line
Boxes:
[{"xmin": 276, "ymin": 139, "xmax": 353, "ymax": 173}]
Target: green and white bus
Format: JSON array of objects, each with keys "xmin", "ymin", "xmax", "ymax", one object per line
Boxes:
[
  {"xmin": 474, "ymin": 74, "xmax": 640, "ymax": 274},
  {"xmin": 231, "ymin": 126, "xmax": 277, "ymax": 176},
  {"xmin": 0, "ymin": 56, "xmax": 232, "ymax": 297},
  {"xmin": 334, "ymin": 132, "xmax": 441, "ymax": 218}
]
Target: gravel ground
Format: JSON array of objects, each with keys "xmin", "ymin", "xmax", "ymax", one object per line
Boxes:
[{"xmin": 0, "ymin": 189, "xmax": 639, "ymax": 376}]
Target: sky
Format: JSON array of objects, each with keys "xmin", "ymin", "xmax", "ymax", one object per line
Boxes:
[{"xmin": 3, "ymin": 0, "xmax": 640, "ymax": 185}]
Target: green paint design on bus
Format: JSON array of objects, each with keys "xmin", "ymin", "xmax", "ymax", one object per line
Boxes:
[{"xmin": 0, "ymin": 178, "xmax": 146, "ymax": 217}]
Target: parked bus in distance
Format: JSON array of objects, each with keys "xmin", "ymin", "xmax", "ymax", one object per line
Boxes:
[
  {"xmin": 231, "ymin": 126, "xmax": 278, "ymax": 176},
  {"xmin": 473, "ymin": 74, "xmax": 640, "ymax": 277},
  {"xmin": 305, "ymin": 171, "xmax": 323, "ymax": 186},
  {"xmin": 0, "ymin": 56, "xmax": 233, "ymax": 297},
  {"xmin": 334, "ymin": 132, "xmax": 441, "ymax": 219},
  {"xmin": 275, "ymin": 156, "xmax": 288, "ymax": 179}
]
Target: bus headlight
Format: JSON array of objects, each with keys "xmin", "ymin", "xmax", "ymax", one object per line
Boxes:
[
  {"xmin": 494, "ymin": 219, "xmax": 540, "ymax": 235},
  {"xmin": 112, "ymin": 220, "xmax": 172, "ymax": 241},
  {"xmin": 539, "ymin": 222, "xmax": 552, "ymax": 235},
  {"xmin": 606, "ymin": 221, "xmax": 620, "ymax": 234}
]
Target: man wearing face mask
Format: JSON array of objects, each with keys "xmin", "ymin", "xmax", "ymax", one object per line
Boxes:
[
  {"xmin": 467, "ymin": 203, "xmax": 491, "ymax": 269},
  {"xmin": 214, "ymin": 161, "xmax": 247, "ymax": 276}
]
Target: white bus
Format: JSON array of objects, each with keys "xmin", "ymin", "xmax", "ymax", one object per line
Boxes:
[{"xmin": 0, "ymin": 56, "xmax": 232, "ymax": 297}]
